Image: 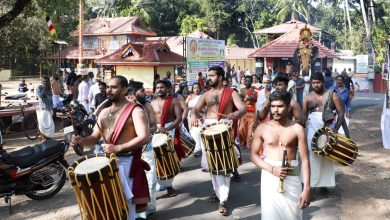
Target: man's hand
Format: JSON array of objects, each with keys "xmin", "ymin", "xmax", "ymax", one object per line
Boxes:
[
  {"xmin": 228, "ymin": 112, "xmax": 239, "ymax": 120},
  {"xmin": 102, "ymin": 144, "xmax": 121, "ymax": 154},
  {"xmin": 71, "ymin": 135, "xmax": 83, "ymax": 147},
  {"xmin": 299, "ymin": 189, "xmax": 311, "ymax": 210},
  {"xmin": 190, "ymin": 115, "xmax": 199, "ymax": 127},
  {"xmin": 271, "ymin": 166, "xmax": 292, "ymax": 179},
  {"xmin": 346, "ymin": 111, "xmax": 350, "ymax": 119},
  {"xmin": 158, "ymin": 127, "xmax": 167, "ymax": 133}
]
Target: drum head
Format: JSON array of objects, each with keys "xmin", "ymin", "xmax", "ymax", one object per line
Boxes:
[
  {"xmin": 74, "ymin": 156, "xmax": 110, "ymax": 175},
  {"xmin": 316, "ymin": 134, "xmax": 328, "ymax": 149},
  {"xmin": 203, "ymin": 124, "xmax": 229, "ymax": 136},
  {"xmin": 152, "ymin": 133, "xmax": 168, "ymax": 148}
]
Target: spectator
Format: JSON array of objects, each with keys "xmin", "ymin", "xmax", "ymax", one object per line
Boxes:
[
  {"xmin": 324, "ymin": 67, "xmax": 334, "ymax": 90},
  {"xmin": 94, "ymin": 82, "xmax": 107, "ymax": 109},
  {"xmin": 36, "ymin": 76, "xmax": 55, "ymax": 141},
  {"xmin": 66, "ymin": 67, "xmax": 77, "ymax": 95},
  {"xmin": 18, "ymin": 78, "xmax": 28, "ymax": 93},
  {"xmin": 88, "ymin": 73, "xmax": 101, "ymax": 112},
  {"xmin": 293, "ymin": 72, "xmax": 305, "ymax": 107},
  {"xmin": 77, "ymin": 75, "xmax": 90, "ymax": 113},
  {"xmin": 51, "ymin": 73, "xmax": 63, "ymax": 119}
]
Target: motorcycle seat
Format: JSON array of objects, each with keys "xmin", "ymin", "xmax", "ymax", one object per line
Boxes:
[{"xmin": 8, "ymin": 140, "xmax": 63, "ymax": 168}]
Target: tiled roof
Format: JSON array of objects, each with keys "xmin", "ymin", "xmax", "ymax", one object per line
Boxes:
[
  {"xmin": 249, "ymin": 28, "xmax": 339, "ymax": 59},
  {"xmin": 43, "ymin": 47, "xmax": 107, "ymax": 60},
  {"xmin": 253, "ymin": 19, "xmax": 320, "ymax": 35},
  {"xmin": 226, "ymin": 46, "xmax": 256, "ymax": 59},
  {"xmin": 96, "ymin": 42, "xmax": 185, "ymax": 65},
  {"xmin": 71, "ymin": 16, "xmax": 156, "ymax": 37}
]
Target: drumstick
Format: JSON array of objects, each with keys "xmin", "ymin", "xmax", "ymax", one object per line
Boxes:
[
  {"xmin": 211, "ymin": 110, "xmax": 229, "ymax": 118},
  {"xmin": 96, "ymin": 122, "xmax": 109, "ymax": 144}
]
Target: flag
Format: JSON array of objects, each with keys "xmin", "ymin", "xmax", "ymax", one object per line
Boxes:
[{"xmin": 46, "ymin": 16, "xmax": 56, "ymax": 36}]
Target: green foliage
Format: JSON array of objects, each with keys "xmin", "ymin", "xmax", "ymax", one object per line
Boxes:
[{"xmin": 180, "ymin": 15, "xmax": 207, "ymax": 35}]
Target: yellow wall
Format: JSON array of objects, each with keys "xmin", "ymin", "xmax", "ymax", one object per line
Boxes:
[
  {"xmin": 116, "ymin": 66, "xmax": 154, "ymax": 88},
  {"xmin": 115, "ymin": 65, "xmax": 175, "ymax": 89},
  {"xmin": 157, "ymin": 66, "xmax": 175, "ymax": 81},
  {"xmin": 227, "ymin": 59, "xmax": 256, "ymax": 74}
]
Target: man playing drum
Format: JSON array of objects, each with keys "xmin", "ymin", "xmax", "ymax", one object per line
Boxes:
[
  {"xmin": 150, "ymin": 80, "xmax": 183, "ymax": 197},
  {"xmin": 128, "ymin": 80, "xmax": 158, "ymax": 219},
  {"xmin": 190, "ymin": 66, "xmax": 246, "ymax": 216},
  {"xmin": 71, "ymin": 76, "xmax": 150, "ymax": 220},
  {"xmin": 250, "ymin": 90, "xmax": 311, "ymax": 220},
  {"xmin": 302, "ymin": 72, "xmax": 345, "ymax": 194}
]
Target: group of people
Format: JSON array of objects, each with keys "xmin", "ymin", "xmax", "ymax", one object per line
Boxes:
[{"xmin": 59, "ymin": 63, "xmax": 355, "ymax": 220}]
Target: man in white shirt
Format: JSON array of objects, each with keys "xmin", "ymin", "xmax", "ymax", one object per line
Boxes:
[{"xmin": 77, "ymin": 75, "xmax": 90, "ymax": 113}]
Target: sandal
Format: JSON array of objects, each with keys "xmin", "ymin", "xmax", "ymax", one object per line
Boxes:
[
  {"xmin": 219, "ymin": 202, "xmax": 228, "ymax": 216},
  {"xmin": 167, "ymin": 187, "xmax": 177, "ymax": 197},
  {"xmin": 209, "ymin": 192, "xmax": 218, "ymax": 203}
]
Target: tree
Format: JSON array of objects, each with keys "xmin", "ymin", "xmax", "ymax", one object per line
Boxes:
[
  {"xmin": 275, "ymin": 0, "xmax": 310, "ymax": 23},
  {"xmin": 179, "ymin": 15, "xmax": 207, "ymax": 35},
  {"xmin": 0, "ymin": 0, "xmax": 34, "ymax": 30}
]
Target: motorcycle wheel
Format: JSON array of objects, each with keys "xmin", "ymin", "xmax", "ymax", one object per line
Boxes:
[{"xmin": 25, "ymin": 165, "xmax": 66, "ymax": 200}]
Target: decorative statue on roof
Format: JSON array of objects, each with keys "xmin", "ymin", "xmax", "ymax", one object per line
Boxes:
[{"xmin": 298, "ymin": 25, "xmax": 313, "ymax": 74}]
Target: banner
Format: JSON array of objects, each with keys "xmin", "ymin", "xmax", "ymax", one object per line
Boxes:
[
  {"xmin": 186, "ymin": 37, "xmax": 225, "ymax": 85},
  {"xmin": 356, "ymin": 55, "xmax": 368, "ymax": 74}
]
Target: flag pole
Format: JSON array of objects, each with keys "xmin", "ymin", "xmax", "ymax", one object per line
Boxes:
[{"xmin": 78, "ymin": 0, "xmax": 83, "ymax": 75}]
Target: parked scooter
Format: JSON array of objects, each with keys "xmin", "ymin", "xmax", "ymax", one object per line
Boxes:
[{"xmin": 0, "ymin": 133, "xmax": 69, "ymax": 213}]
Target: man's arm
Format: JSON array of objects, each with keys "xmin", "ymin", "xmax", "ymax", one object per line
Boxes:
[
  {"xmin": 250, "ymin": 125, "xmax": 271, "ymax": 171},
  {"xmin": 230, "ymin": 90, "xmax": 247, "ymax": 119},
  {"xmin": 291, "ymin": 99, "xmax": 303, "ymax": 125},
  {"xmin": 72, "ymin": 116, "xmax": 102, "ymax": 148},
  {"xmin": 177, "ymin": 94, "xmax": 188, "ymax": 123},
  {"xmin": 257, "ymin": 99, "xmax": 270, "ymax": 121},
  {"xmin": 332, "ymin": 92, "xmax": 345, "ymax": 132},
  {"xmin": 190, "ymin": 93, "xmax": 206, "ymax": 127},
  {"xmin": 166, "ymin": 101, "xmax": 182, "ymax": 131},
  {"xmin": 296, "ymin": 124, "xmax": 311, "ymax": 209},
  {"xmin": 145, "ymin": 103, "xmax": 157, "ymax": 134},
  {"xmin": 302, "ymin": 95, "xmax": 309, "ymax": 125}
]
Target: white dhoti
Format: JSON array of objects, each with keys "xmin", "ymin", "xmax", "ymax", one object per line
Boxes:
[
  {"xmin": 52, "ymin": 95, "xmax": 63, "ymax": 110},
  {"xmin": 36, "ymin": 109, "xmax": 54, "ymax": 138},
  {"xmin": 190, "ymin": 126, "xmax": 202, "ymax": 153},
  {"xmin": 261, "ymin": 159, "xmax": 302, "ymax": 220},
  {"xmin": 117, "ymin": 156, "xmax": 136, "ymax": 220},
  {"xmin": 381, "ymin": 99, "xmax": 390, "ymax": 149},
  {"xmin": 306, "ymin": 112, "xmax": 335, "ymax": 187},
  {"xmin": 202, "ymin": 119, "xmax": 237, "ymax": 204},
  {"xmin": 156, "ymin": 123, "xmax": 175, "ymax": 189}
]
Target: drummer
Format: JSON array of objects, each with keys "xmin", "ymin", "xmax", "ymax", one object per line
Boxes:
[
  {"xmin": 71, "ymin": 75, "xmax": 150, "ymax": 220},
  {"xmin": 150, "ymin": 79, "xmax": 183, "ymax": 197},
  {"xmin": 302, "ymin": 72, "xmax": 345, "ymax": 195},
  {"xmin": 127, "ymin": 80, "xmax": 158, "ymax": 219},
  {"xmin": 190, "ymin": 66, "xmax": 246, "ymax": 216},
  {"xmin": 250, "ymin": 89, "xmax": 311, "ymax": 220}
]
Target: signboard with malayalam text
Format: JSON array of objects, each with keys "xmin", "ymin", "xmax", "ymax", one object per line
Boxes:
[{"xmin": 186, "ymin": 37, "xmax": 225, "ymax": 85}]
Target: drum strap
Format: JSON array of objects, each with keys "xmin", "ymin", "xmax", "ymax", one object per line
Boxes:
[
  {"xmin": 109, "ymin": 102, "xmax": 139, "ymax": 144},
  {"xmin": 160, "ymin": 95, "xmax": 185, "ymax": 161},
  {"xmin": 218, "ymin": 87, "xmax": 239, "ymax": 139},
  {"xmin": 160, "ymin": 96, "xmax": 173, "ymax": 127}
]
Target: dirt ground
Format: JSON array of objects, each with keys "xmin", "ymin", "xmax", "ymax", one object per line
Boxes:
[{"xmin": 0, "ymin": 79, "xmax": 389, "ymax": 219}]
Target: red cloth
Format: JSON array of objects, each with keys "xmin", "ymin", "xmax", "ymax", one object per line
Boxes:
[
  {"xmin": 218, "ymin": 88, "xmax": 242, "ymax": 164},
  {"xmin": 198, "ymin": 76, "xmax": 205, "ymax": 89},
  {"xmin": 160, "ymin": 96, "xmax": 185, "ymax": 161},
  {"xmin": 110, "ymin": 103, "xmax": 150, "ymax": 213},
  {"xmin": 245, "ymin": 89, "xmax": 258, "ymax": 112}
]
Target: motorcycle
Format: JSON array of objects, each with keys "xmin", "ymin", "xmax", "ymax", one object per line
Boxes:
[
  {"xmin": 63, "ymin": 100, "xmax": 95, "ymax": 156},
  {"xmin": 0, "ymin": 133, "xmax": 69, "ymax": 213}
]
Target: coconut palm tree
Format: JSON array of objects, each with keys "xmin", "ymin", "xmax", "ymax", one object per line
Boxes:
[{"xmin": 276, "ymin": 0, "xmax": 310, "ymax": 23}]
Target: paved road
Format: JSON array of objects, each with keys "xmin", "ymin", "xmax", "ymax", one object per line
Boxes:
[{"xmin": 154, "ymin": 92, "xmax": 385, "ymax": 220}]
